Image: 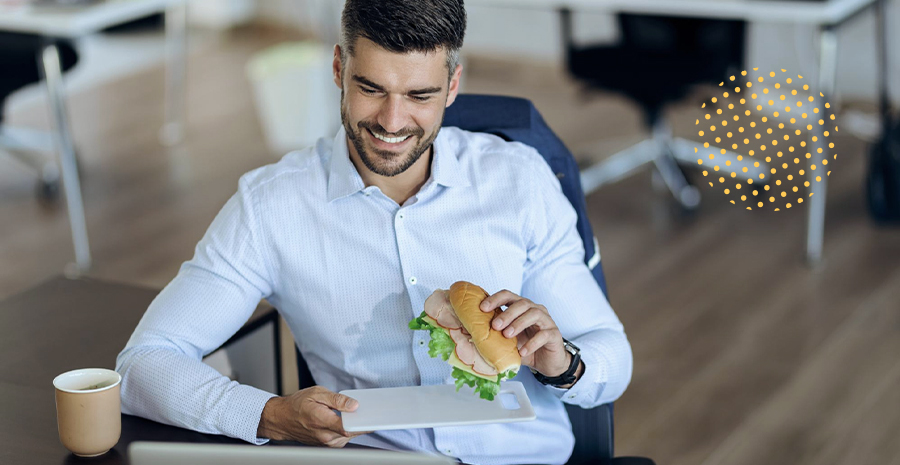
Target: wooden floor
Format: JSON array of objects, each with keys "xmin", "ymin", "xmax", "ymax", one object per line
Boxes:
[{"xmin": 2, "ymin": 26, "xmax": 899, "ymax": 465}]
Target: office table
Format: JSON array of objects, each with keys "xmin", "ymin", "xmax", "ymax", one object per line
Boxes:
[
  {"xmin": 470, "ymin": 0, "xmax": 889, "ymax": 265},
  {"xmin": 0, "ymin": 0, "xmax": 188, "ymax": 273},
  {"xmin": 0, "ymin": 276, "xmax": 295, "ymax": 465}
]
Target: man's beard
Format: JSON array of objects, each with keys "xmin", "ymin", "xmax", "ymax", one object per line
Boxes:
[{"xmin": 341, "ymin": 90, "xmax": 442, "ymax": 178}]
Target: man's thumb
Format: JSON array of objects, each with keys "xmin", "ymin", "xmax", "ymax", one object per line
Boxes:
[{"xmin": 331, "ymin": 393, "xmax": 359, "ymax": 412}]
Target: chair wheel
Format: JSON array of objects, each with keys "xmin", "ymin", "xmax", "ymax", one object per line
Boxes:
[{"xmin": 37, "ymin": 179, "xmax": 61, "ymax": 204}]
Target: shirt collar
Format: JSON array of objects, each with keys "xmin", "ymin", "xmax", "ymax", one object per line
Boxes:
[{"xmin": 326, "ymin": 125, "xmax": 471, "ymax": 203}]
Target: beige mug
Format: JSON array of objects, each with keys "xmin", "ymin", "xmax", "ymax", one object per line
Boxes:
[{"xmin": 53, "ymin": 368, "xmax": 122, "ymax": 457}]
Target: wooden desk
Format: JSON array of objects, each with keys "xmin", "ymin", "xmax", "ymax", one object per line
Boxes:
[{"xmin": 0, "ymin": 276, "xmax": 285, "ymax": 465}]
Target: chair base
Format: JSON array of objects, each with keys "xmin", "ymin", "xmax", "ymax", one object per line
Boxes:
[{"xmin": 579, "ymin": 118, "xmax": 769, "ymax": 209}]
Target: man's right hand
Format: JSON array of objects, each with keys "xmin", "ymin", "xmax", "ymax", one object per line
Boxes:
[{"xmin": 256, "ymin": 386, "xmax": 373, "ymax": 447}]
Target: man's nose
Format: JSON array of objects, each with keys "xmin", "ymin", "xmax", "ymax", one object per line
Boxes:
[{"xmin": 376, "ymin": 96, "xmax": 409, "ymax": 134}]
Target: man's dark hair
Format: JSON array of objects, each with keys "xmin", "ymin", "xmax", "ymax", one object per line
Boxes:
[{"xmin": 340, "ymin": 0, "xmax": 466, "ymax": 79}]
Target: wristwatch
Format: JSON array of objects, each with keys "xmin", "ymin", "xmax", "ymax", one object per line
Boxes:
[{"xmin": 531, "ymin": 338, "xmax": 581, "ymax": 387}]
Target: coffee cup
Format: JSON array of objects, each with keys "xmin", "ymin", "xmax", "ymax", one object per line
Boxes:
[{"xmin": 53, "ymin": 368, "xmax": 122, "ymax": 457}]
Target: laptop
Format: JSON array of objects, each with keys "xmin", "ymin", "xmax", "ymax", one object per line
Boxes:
[{"xmin": 129, "ymin": 442, "xmax": 459, "ymax": 465}]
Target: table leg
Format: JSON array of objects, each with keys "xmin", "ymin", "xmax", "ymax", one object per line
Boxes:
[
  {"xmin": 39, "ymin": 43, "xmax": 92, "ymax": 273},
  {"xmin": 160, "ymin": 1, "xmax": 188, "ymax": 146},
  {"xmin": 806, "ymin": 25, "xmax": 838, "ymax": 266}
]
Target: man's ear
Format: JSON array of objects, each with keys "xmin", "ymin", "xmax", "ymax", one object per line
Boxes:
[
  {"xmin": 333, "ymin": 44, "xmax": 343, "ymax": 90},
  {"xmin": 445, "ymin": 63, "xmax": 463, "ymax": 108}
]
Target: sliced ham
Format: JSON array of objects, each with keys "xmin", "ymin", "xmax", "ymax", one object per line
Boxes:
[
  {"xmin": 450, "ymin": 329, "xmax": 476, "ymax": 365},
  {"xmin": 424, "ymin": 289, "xmax": 462, "ymax": 330},
  {"xmin": 450, "ymin": 329, "xmax": 499, "ymax": 377},
  {"xmin": 471, "ymin": 351, "xmax": 498, "ymax": 376}
]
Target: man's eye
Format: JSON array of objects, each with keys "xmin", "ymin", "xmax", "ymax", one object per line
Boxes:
[
  {"xmin": 361, "ymin": 87, "xmax": 378, "ymax": 95},
  {"xmin": 411, "ymin": 95, "xmax": 431, "ymax": 102}
]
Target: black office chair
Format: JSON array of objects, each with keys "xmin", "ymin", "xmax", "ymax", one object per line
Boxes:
[
  {"xmin": 295, "ymin": 95, "xmax": 653, "ymax": 465},
  {"xmin": 561, "ymin": 10, "xmax": 750, "ymax": 209},
  {"xmin": 0, "ymin": 32, "xmax": 79, "ymax": 200}
]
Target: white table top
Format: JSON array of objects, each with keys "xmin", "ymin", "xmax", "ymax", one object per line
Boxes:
[
  {"xmin": 0, "ymin": 0, "xmax": 183, "ymax": 38},
  {"xmin": 468, "ymin": 0, "xmax": 877, "ymax": 25}
]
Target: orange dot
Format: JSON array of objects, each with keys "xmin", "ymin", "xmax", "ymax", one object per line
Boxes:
[
  {"xmin": 758, "ymin": 202, "xmax": 763, "ymax": 207},
  {"xmin": 758, "ymin": 77, "xmax": 764, "ymax": 82},
  {"xmin": 725, "ymin": 189, "xmax": 731, "ymax": 194}
]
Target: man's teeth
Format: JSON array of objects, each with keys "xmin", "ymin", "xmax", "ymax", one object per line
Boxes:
[{"xmin": 371, "ymin": 131, "xmax": 411, "ymax": 144}]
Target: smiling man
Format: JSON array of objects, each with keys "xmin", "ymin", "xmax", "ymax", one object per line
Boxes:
[{"xmin": 116, "ymin": 1, "xmax": 633, "ymax": 464}]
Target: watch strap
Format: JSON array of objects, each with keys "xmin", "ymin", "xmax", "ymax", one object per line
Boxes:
[{"xmin": 531, "ymin": 348, "xmax": 581, "ymax": 387}]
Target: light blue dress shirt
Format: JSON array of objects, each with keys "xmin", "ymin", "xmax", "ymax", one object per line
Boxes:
[{"xmin": 116, "ymin": 126, "xmax": 633, "ymax": 465}]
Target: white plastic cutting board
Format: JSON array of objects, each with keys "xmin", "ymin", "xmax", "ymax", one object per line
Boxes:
[{"xmin": 340, "ymin": 381, "xmax": 536, "ymax": 432}]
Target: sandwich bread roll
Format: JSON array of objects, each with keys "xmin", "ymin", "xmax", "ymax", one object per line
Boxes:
[{"xmin": 448, "ymin": 281, "xmax": 521, "ymax": 374}]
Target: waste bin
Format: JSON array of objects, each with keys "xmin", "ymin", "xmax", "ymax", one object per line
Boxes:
[{"xmin": 247, "ymin": 41, "xmax": 340, "ymax": 155}]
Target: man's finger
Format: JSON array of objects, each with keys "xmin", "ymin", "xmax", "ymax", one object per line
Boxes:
[
  {"xmin": 503, "ymin": 307, "xmax": 546, "ymax": 339},
  {"xmin": 491, "ymin": 299, "xmax": 531, "ymax": 331},
  {"xmin": 311, "ymin": 389, "xmax": 359, "ymax": 412},
  {"xmin": 480, "ymin": 289, "xmax": 521, "ymax": 312}
]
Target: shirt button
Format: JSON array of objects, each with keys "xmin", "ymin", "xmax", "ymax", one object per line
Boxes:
[
  {"xmin": 409, "ymin": 276, "xmax": 417, "ymax": 285},
  {"xmin": 418, "ymin": 340, "xmax": 425, "ymax": 346},
  {"xmin": 398, "ymin": 213, "xmax": 405, "ymax": 219},
  {"xmin": 568, "ymin": 394, "xmax": 576, "ymax": 399},
  {"xmin": 446, "ymin": 449, "xmax": 452, "ymax": 455}
]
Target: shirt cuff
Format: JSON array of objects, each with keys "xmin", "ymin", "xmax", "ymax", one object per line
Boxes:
[
  {"xmin": 543, "ymin": 348, "xmax": 605, "ymax": 404},
  {"xmin": 218, "ymin": 383, "xmax": 279, "ymax": 445}
]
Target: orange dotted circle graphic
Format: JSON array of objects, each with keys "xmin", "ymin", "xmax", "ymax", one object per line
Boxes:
[{"xmin": 695, "ymin": 68, "xmax": 838, "ymax": 211}]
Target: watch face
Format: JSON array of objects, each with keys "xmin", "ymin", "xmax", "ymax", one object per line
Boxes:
[{"xmin": 564, "ymin": 339, "xmax": 580, "ymax": 354}]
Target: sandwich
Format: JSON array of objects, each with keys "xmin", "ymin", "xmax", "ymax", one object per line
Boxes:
[{"xmin": 408, "ymin": 281, "xmax": 520, "ymax": 400}]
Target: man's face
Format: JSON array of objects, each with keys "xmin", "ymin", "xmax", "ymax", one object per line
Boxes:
[{"xmin": 333, "ymin": 38, "xmax": 461, "ymax": 177}]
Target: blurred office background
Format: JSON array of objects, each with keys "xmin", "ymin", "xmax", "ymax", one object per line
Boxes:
[{"xmin": 1, "ymin": 1, "xmax": 899, "ymax": 464}]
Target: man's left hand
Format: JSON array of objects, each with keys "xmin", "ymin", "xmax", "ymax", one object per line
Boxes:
[{"xmin": 479, "ymin": 290, "xmax": 571, "ymax": 378}]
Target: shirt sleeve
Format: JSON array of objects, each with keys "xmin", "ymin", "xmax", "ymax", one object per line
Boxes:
[
  {"xmin": 115, "ymin": 175, "xmax": 279, "ymax": 444},
  {"xmin": 519, "ymin": 151, "xmax": 633, "ymax": 409}
]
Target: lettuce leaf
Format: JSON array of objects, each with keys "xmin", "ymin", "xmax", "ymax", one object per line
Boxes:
[
  {"xmin": 408, "ymin": 311, "xmax": 454, "ymax": 361},
  {"xmin": 452, "ymin": 368, "xmax": 501, "ymax": 401}
]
